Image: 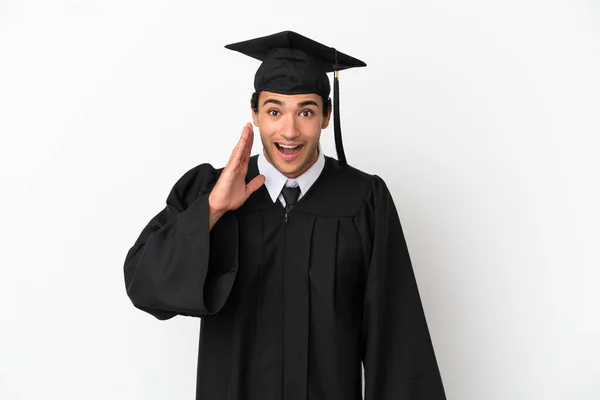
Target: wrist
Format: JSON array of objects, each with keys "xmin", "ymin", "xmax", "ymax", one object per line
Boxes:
[
  {"xmin": 208, "ymin": 192, "xmax": 227, "ymax": 230},
  {"xmin": 209, "ymin": 205, "xmax": 226, "ymax": 220},
  {"xmin": 208, "ymin": 192, "xmax": 226, "ymax": 214}
]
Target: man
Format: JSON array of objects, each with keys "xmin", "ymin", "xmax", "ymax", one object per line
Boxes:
[{"xmin": 124, "ymin": 31, "xmax": 446, "ymax": 399}]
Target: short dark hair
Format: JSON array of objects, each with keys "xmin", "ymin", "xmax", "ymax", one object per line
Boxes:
[{"xmin": 250, "ymin": 91, "xmax": 332, "ymax": 117}]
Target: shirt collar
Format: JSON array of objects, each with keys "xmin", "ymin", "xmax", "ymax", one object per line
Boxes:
[{"xmin": 257, "ymin": 147, "xmax": 325, "ymax": 203}]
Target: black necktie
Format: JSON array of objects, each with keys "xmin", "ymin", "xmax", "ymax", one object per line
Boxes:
[{"xmin": 281, "ymin": 186, "xmax": 301, "ymax": 214}]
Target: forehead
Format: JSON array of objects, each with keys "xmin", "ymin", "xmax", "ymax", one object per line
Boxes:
[{"xmin": 259, "ymin": 91, "xmax": 323, "ymax": 108}]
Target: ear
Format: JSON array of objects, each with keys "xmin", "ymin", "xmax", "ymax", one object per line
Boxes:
[
  {"xmin": 252, "ymin": 109, "xmax": 259, "ymax": 126},
  {"xmin": 321, "ymin": 105, "xmax": 332, "ymax": 129}
]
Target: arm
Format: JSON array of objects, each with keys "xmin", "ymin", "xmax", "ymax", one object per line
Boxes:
[
  {"xmin": 360, "ymin": 176, "xmax": 446, "ymax": 399},
  {"xmin": 123, "ymin": 164, "xmax": 238, "ymax": 320},
  {"xmin": 123, "ymin": 124, "xmax": 265, "ymax": 320}
]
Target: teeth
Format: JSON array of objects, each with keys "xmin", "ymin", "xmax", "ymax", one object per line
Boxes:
[{"xmin": 278, "ymin": 144, "xmax": 300, "ymax": 149}]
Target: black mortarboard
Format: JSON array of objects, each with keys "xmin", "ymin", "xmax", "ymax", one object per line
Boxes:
[{"xmin": 225, "ymin": 31, "xmax": 366, "ymax": 166}]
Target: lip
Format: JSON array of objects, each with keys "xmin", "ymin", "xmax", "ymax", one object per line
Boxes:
[{"xmin": 274, "ymin": 142, "xmax": 304, "ymax": 161}]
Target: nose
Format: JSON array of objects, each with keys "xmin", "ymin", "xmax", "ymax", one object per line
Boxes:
[{"xmin": 280, "ymin": 114, "xmax": 300, "ymax": 141}]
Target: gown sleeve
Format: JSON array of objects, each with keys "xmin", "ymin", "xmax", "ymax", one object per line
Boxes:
[
  {"xmin": 123, "ymin": 164, "xmax": 238, "ymax": 320},
  {"xmin": 359, "ymin": 175, "xmax": 446, "ymax": 399}
]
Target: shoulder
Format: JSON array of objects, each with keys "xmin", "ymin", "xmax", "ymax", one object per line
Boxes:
[
  {"xmin": 330, "ymin": 158, "xmax": 392, "ymax": 193},
  {"xmin": 175, "ymin": 163, "xmax": 224, "ymax": 188},
  {"xmin": 325, "ymin": 156, "xmax": 390, "ymax": 195},
  {"xmin": 167, "ymin": 163, "xmax": 224, "ymax": 208},
  {"xmin": 325, "ymin": 156, "xmax": 374, "ymax": 187},
  {"xmin": 326, "ymin": 160, "xmax": 399, "ymax": 227},
  {"xmin": 299, "ymin": 157, "xmax": 383, "ymax": 216}
]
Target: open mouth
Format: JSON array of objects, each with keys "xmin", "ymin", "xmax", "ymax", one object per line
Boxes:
[{"xmin": 275, "ymin": 142, "xmax": 304, "ymax": 158}]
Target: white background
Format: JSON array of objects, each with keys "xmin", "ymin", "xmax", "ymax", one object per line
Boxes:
[{"xmin": 1, "ymin": 1, "xmax": 599, "ymax": 399}]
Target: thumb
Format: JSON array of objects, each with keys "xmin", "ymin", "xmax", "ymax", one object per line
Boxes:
[{"xmin": 245, "ymin": 174, "xmax": 266, "ymax": 196}]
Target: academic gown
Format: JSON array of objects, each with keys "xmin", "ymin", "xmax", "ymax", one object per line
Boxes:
[{"xmin": 124, "ymin": 155, "xmax": 446, "ymax": 400}]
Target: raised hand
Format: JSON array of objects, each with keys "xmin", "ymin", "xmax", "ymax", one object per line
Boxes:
[{"xmin": 208, "ymin": 123, "xmax": 266, "ymax": 229}]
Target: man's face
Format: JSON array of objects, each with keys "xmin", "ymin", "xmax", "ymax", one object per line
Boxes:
[{"xmin": 252, "ymin": 91, "xmax": 331, "ymax": 179}]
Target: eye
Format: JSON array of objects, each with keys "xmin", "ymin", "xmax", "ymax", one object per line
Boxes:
[
  {"xmin": 267, "ymin": 109, "xmax": 280, "ymax": 117},
  {"xmin": 299, "ymin": 109, "xmax": 314, "ymax": 117}
]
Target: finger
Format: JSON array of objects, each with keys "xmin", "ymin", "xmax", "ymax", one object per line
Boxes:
[
  {"xmin": 226, "ymin": 140, "xmax": 241, "ymax": 166},
  {"xmin": 242, "ymin": 125, "xmax": 254, "ymax": 164},
  {"xmin": 226, "ymin": 126, "xmax": 246, "ymax": 166},
  {"xmin": 245, "ymin": 174, "xmax": 266, "ymax": 195},
  {"xmin": 238, "ymin": 123, "xmax": 253, "ymax": 165},
  {"xmin": 230, "ymin": 125, "xmax": 251, "ymax": 167}
]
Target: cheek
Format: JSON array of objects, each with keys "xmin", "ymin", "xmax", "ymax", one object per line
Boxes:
[
  {"xmin": 258, "ymin": 117, "xmax": 281, "ymax": 133},
  {"xmin": 258, "ymin": 126, "xmax": 279, "ymax": 147},
  {"xmin": 298, "ymin": 118, "xmax": 322, "ymax": 139}
]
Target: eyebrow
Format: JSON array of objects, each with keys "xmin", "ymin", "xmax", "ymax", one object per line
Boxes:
[
  {"xmin": 262, "ymin": 99, "xmax": 320, "ymax": 108},
  {"xmin": 298, "ymin": 100, "xmax": 320, "ymax": 108},
  {"xmin": 262, "ymin": 99, "xmax": 285, "ymax": 107}
]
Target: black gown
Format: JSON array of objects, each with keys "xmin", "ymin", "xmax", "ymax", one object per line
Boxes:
[{"xmin": 124, "ymin": 155, "xmax": 446, "ymax": 400}]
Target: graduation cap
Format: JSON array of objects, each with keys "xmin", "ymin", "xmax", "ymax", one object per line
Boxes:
[{"xmin": 225, "ymin": 31, "xmax": 366, "ymax": 166}]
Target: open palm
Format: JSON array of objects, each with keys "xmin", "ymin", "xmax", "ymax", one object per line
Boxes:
[{"xmin": 209, "ymin": 123, "xmax": 266, "ymax": 217}]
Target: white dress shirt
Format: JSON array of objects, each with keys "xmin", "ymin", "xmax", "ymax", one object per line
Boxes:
[{"xmin": 257, "ymin": 147, "xmax": 325, "ymax": 207}]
